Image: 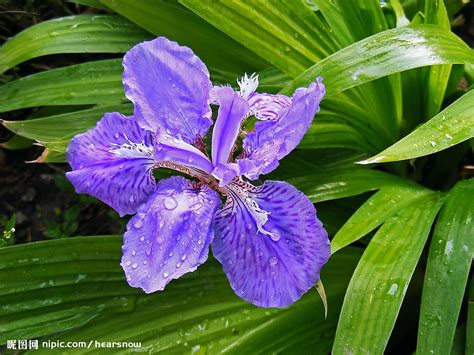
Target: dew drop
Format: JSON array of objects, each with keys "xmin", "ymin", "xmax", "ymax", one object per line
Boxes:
[
  {"xmin": 131, "ymin": 262, "xmax": 139, "ymax": 269},
  {"xmin": 269, "ymin": 256, "xmax": 279, "ymax": 265},
  {"xmin": 163, "ymin": 196, "xmax": 178, "ymax": 210},
  {"xmin": 245, "ymin": 223, "xmax": 253, "ymax": 231},
  {"xmin": 129, "ymin": 194, "xmax": 137, "ymax": 203},
  {"xmin": 131, "ymin": 250, "xmax": 136, "ymax": 256},
  {"xmin": 181, "ymin": 254, "xmax": 187, "ymax": 261},
  {"xmin": 114, "ymin": 132, "xmax": 120, "ymax": 139},
  {"xmin": 133, "ymin": 218, "xmax": 144, "ymax": 229},
  {"xmin": 163, "ymin": 271, "xmax": 169, "ymax": 278},
  {"xmin": 125, "ymin": 260, "xmax": 131, "ymax": 266},
  {"xmin": 269, "ymin": 228, "xmax": 281, "ymax": 242}
]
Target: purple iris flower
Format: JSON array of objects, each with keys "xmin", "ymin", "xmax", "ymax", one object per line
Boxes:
[{"xmin": 66, "ymin": 37, "xmax": 329, "ymax": 308}]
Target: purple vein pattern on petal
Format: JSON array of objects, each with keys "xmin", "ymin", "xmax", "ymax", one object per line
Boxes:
[
  {"xmin": 212, "ymin": 180, "xmax": 330, "ymax": 308},
  {"xmin": 122, "ymin": 176, "xmax": 221, "ymax": 293},
  {"xmin": 238, "ymin": 79, "xmax": 325, "ymax": 180},
  {"xmin": 211, "ymin": 86, "xmax": 249, "ymax": 166},
  {"xmin": 248, "ymin": 93, "xmax": 292, "ymax": 121},
  {"xmin": 155, "ymin": 133, "xmax": 214, "ymax": 174},
  {"xmin": 123, "ymin": 37, "xmax": 212, "ymax": 144},
  {"xmin": 66, "ymin": 112, "xmax": 155, "ymax": 217}
]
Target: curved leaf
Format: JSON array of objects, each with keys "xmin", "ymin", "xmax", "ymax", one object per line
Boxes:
[
  {"xmin": 332, "ymin": 193, "xmax": 444, "ymax": 354},
  {"xmin": 284, "ymin": 168, "xmax": 409, "ymax": 203},
  {"xmin": 281, "ymin": 25, "xmax": 473, "ymax": 96},
  {"xmin": 0, "ymin": 15, "xmax": 151, "ymax": 75},
  {"xmin": 0, "ymin": 59, "xmax": 124, "ymax": 113},
  {"xmin": 331, "ymin": 183, "xmax": 432, "ymax": 254},
  {"xmin": 359, "ymin": 90, "xmax": 474, "ymax": 164},
  {"xmin": 417, "ymin": 179, "xmax": 474, "ymax": 354},
  {"xmin": 2, "ymin": 104, "xmax": 132, "ymax": 141}
]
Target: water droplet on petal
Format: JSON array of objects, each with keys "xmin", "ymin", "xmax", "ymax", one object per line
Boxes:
[
  {"xmin": 125, "ymin": 260, "xmax": 131, "ymax": 266},
  {"xmin": 163, "ymin": 196, "xmax": 178, "ymax": 210},
  {"xmin": 133, "ymin": 218, "xmax": 144, "ymax": 229},
  {"xmin": 269, "ymin": 256, "xmax": 278, "ymax": 265},
  {"xmin": 132, "ymin": 262, "xmax": 139, "ymax": 269},
  {"xmin": 269, "ymin": 228, "xmax": 281, "ymax": 242},
  {"xmin": 131, "ymin": 250, "xmax": 136, "ymax": 256},
  {"xmin": 245, "ymin": 223, "xmax": 253, "ymax": 231},
  {"xmin": 181, "ymin": 254, "xmax": 187, "ymax": 261},
  {"xmin": 114, "ymin": 133, "xmax": 120, "ymax": 139},
  {"xmin": 163, "ymin": 271, "xmax": 169, "ymax": 278},
  {"xmin": 129, "ymin": 194, "xmax": 137, "ymax": 203}
]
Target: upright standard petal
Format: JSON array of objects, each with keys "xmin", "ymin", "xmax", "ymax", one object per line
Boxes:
[
  {"xmin": 122, "ymin": 176, "xmax": 221, "ymax": 294},
  {"xmin": 66, "ymin": 112, "xmax": 155, "ymax": 217},
  {"xmin": 213, "ymin": 180, "xmax": 330, "ymax": 308},
  {"xmin": 238, "ymin": 79, "xmax": 325, "ymax": 180},
  {"xmin": 123, "ymin": 37, "xmax": 213, "ymax": 144},
  {"xmin": 211, "ymin": 86, "xmax": 249, "ymax": 166}
]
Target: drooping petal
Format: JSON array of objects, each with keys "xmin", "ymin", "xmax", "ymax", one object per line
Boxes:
[
  {"xmin": 238, "ymin": 79, "xmax": 325, "ymax": 180},
  {"xmin": 66, "ymin": 112, "xmax": 155, "ymax": 217},
  {"xmin": 155, "ymin": 133, "xmax": 214, "ymax": 175},
  {"xmin": 212, "ymin": 180, "xmax": 330, "ymax": 308},
  {"xmin": 211, "ymin": 86, "xmax": 249, "ymax": 166},
  {"xmin": 123, "ymin": 37, "xmax": 213, "ymax": 144},
  {"xmin": 122, "ymin": 176, "xmax": 221, "ymax": 293}
]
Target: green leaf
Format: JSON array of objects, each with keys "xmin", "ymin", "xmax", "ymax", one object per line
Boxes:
[
  {"xmin": 283, "ymin": 167, "xmax": 409, "ymax": 203},
  {"xmin": 314, "ymin": 0, "xmax": 388, "ymax": 47},
  {"xmin": 180, "ymin": 0, "xmax": 339, "ymax": 77},
  {"xmin": 313, "ymin": 0, "xmax": 402, "ymax": 141},
  {"xmin": 421, "ymin": 0, "xmax": 452, "ymax": 120},
  {"xmin": 0, "ymin": 236, "xmax": 362, "ymax": 353},
  {"xmin": 359, "ymin": 90, "xmax": 474, "ymax": 164},
  {"xmin": 281, "ymin": 25, "xmax": 473, "ymax": 96},
  {"xmin": 417, "ymin": 179, "xmax": 474, "ymax": 354},
  {"xmin": 0, "ymin": 236, "xmax": 138, "ymax": 342},
  {"xmin": 0, "ymin": 134, "xmax": 33, "ymax": 150},
  {"xmin": 2, "ymin": 104, "xmax": 132, "ymax": 141},
  {"xmin": 332, "ymin": 193, "xmax": 444, "ymax": 354},
  {"xmin": 101, "ymin": 0, "xmax": 266, "ymax": 74},
  {"xmin": 0, "ymin": 59, "xmax": 124, "ymax": 113},
  {"xmin": 0, "ymin": 15, "xmax": 151, "ymax": 75},
  {"xmin": 331, "ymin": 183, "xmax": 433, "ymax": 254}
]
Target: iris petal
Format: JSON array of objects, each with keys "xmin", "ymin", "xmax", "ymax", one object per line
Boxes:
[
  {"xmin": 238, "ymin": 79, "xmax": 325, "ymax": 180},
  {"xmin": 122, "ymin": 176, "xmax": 221, "ymax": 293},
  {"xmin": 123, "ymin": 37, "xmax": 213, "ymax": 144},
  {"xmin": 211, "ymin": 86, "xmax": 249, "ymax": 166},
  {"xmin": 212, "ymin": 180, "xmax": 330, "ymax": 308},
  {"xmin": 155, "ymin": 133, "xmax": 214, "ymax": 175},
  {"xmin": 66, "ymin": 112, "xmax": 155, "ymax": 217}
]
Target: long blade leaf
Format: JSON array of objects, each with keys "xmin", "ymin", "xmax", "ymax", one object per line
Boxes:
[
  {"xmin": 417, "ymin": 179, "xmax": 474, "ymax": 354},
  {"xmin": 0, "ymin": 15, "xmax": 151, "ymax": 75},
  {"xmin": 332, "ymin": 193, "xmax": 444, "ymax": 354},
  {"xmin": 359, "ymin": 90, "xmax": 474, "ymax": 164}
]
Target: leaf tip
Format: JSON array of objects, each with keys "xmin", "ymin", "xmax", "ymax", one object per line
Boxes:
[
  {"xmin": 356, "ymin": 155, "xmax": 386, "ymax": 165},
  {"xmin": 315, "ymin": 280, "xmax": 328, "ymax": 319}
]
